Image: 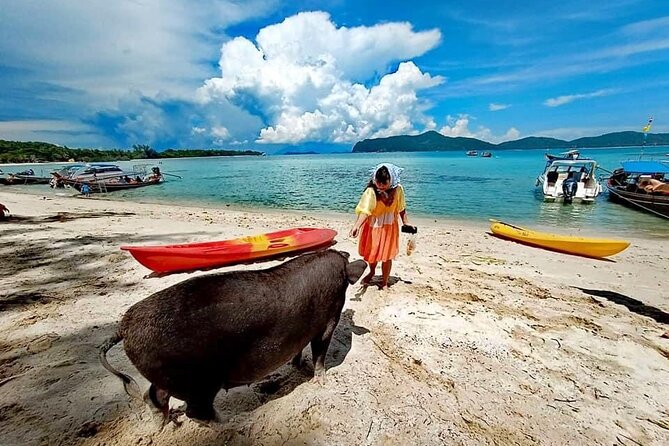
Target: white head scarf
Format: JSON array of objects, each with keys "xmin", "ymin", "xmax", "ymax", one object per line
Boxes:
[{"xmin": 370, "ymin": 163, "xmax": 403, "ymax": 188}]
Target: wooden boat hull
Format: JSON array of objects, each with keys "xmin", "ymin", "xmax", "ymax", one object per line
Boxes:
[
  {"xmin": 606, "ymin": 184, "xmax": 669, "ymax": 219},
  {"xmin": 120, "ymin": 227, "xmax": 338, "ymax": 273},
  {"xmin": 0, "ymin": 175, "xmax": 51, "ymax": 185},
  {"xmin": 68, "ymin": 178, "xmax": 162, "ymax": 193},
  {"xmin": 490, "ymin": 220, "xmax": 629, "ymax": 258}
]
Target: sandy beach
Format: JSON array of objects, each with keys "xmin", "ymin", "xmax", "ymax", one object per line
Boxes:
[{"xmin": 1, "ymin": 189, "xmax": 668, "ymax": 446}]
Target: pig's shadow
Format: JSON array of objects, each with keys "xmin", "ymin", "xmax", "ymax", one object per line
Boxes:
[
  {"xmin": 212, "ymin": 309, "xmax": 369, "ymax": 420},
  {"xmin": 353, "ymin": 275, "xmax": 408, "ymax": 299}
]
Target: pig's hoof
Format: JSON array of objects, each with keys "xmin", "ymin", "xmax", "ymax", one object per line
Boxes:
[
  {"xmin": 190, "ymin": 415, "xmax": 226, "ymax": 432},
  {"xmin": 167, "ymin": 407, "xmax": 186, "ymax": 427},
  {"xmin": 310, "ymin": 373, "xmax": 326, "ymax": 386}
]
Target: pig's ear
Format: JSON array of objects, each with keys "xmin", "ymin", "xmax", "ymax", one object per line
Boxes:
[{"xmin": 346, "ymin": 260, "xmax": 367, "ymax": 284}]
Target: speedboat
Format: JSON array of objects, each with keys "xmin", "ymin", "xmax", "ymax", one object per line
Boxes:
[
  {"xmin": 69, "ymin": 167, "xmax": 164, "ymax": 193},
  {"xmin": 466, "ymin": 150, "xmax": 478, "ymax": 156},
  {"xmin": 51, "ymin": 163, "xmax": 126, "ymax": 183},
  {"xmin": 606, "ymin": 160, "xmax": 669, "ymax": 219},
  {"xmin": 481, "ymin": 151, "xmax": 492, "ymax": 158},
  {"xmin": 0, "ymin": 168, "xmax": 51, "ymax": 185},
  {"xmin": 536, "ymin": 151, "xmax": 602, "ymax": 203}
]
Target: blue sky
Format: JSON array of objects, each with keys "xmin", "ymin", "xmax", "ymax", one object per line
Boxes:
[{"xmin": 1, "ymin": 0, "xmax": 668, "ymax": 152}]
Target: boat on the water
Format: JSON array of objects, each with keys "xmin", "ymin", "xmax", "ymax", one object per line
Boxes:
[
  {"xmin": 481, "ymin": 151, "xmax": 492, "ymax": 158},
  {"xmin": 51, "ymin": 163, "xmax": 129, "ymax": 187},
  {"xmin": 466, "ymin": 150, "xmax": 478, "ymax": 156},
  {"xmin": 545, "ymin": 149, "xmax": 580, "ymax": 162},
  {"xmin": 606, "ymin": 160, "xmax": 669, "ymax": 219},
  {"xmin": 0, "ymin": 168, "xmax": 51, "ymax": 185},
  {"xmin": 121, "ymin": 227, "xmax": 338, "ymax": 274},
  {"xmin": 536, "ymin": 151, "xmax": 602, "ymax": 203},
  {"xmin": 489, "ymin": 220, "xmax": 630, "ymax": 258},
  {"xmin": 52, "ymin": 164, "xmax": 164, "ymax": 193}
]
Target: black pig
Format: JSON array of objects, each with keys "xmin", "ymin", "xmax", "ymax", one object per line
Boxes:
[{"xmin": 100, "ymin": 249, "xmax": 366, "ymax": 423}]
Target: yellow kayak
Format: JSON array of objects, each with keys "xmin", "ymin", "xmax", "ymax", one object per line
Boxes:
[{"xmin": 489, "ymin": 220, "xmax": 630, "ymax": 258}]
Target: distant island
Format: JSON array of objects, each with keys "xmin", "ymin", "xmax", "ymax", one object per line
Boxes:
[
  {"xmin": 352, "ymin": 130, "xmax": 669, "ymax": 153},
  {"xmin": 0, "ymin": 141, "xmax": 263, "ymax": 164}
]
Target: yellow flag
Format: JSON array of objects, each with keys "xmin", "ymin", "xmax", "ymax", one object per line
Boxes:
[{"xmin": 642, "ymin": 117, "xmax": 653, "ymax": 133}]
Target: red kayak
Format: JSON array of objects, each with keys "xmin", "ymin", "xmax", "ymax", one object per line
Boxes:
[{"xmin": 120, "ymin": 227, "xmax": 337, "ymax": 274}]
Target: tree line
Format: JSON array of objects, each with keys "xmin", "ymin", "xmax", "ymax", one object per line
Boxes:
[{"xmin": 0, "ymin": 141, "xmax": 263, "ymax": 163}]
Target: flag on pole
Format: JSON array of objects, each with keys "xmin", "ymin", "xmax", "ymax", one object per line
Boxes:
[{"xmin": 642, "ymin": 116, "xmax": 653, "ymax": 133}]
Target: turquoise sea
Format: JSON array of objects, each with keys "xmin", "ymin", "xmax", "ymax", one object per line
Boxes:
[{"xmin": 5, "ymin": 146, "xmax": 669, "ymax": 237}]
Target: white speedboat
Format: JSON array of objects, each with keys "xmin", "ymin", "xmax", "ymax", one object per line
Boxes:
[{"xmin": 536, "ymin": 152, "xmax": 602, "ymax": 203}]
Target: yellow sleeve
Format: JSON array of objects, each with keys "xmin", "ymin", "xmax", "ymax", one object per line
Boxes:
[
  {"xmin": 396, "ymin": 185, "xmax": 406, "ymax": 212},
  {"xmin": 355, "ymin": 188, "xmax": 376, "ymax": 215}
]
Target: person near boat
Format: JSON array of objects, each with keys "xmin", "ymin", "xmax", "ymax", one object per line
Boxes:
[
  {"xmin": 0, "ymin": 203, "xmax": 9, "ymax": 221},
  {"xmin": 349, "ymin": 163, "xmax": 411, "ymax": 290},
  {"xmin": 638, "ymin": 177, "xmax": 669, "ymax": 194}
]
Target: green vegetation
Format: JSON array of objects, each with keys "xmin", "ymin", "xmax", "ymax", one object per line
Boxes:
[
  {"xmin": 353, "ymin": 131, "xmax": 495, "ymax": 152},
  {"xmin": 0, "ymin": 141, "xmax": 263, "ymax": 163},
  {"xmin": 353, "ymin": 130, "xmax": 669, "ymax": 153}
]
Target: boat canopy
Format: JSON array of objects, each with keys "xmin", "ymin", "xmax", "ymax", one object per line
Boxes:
[
  {"xmin": 621, "ymin": 161, "xmax": 669, "ymax": 174},
  {"xmin": 545, "ymin": 159, "xmax": 597, "ymax": 171}
]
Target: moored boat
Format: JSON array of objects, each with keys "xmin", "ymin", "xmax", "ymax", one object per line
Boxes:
[
  {"xmin": 0, "ymin": 169, "xmax": 51, "ymax": 185},
  {"xmin": 606, "ymin": 160, "xmax": 669, "ymax": 219},
  {"xmin": 536, "ymin": 152, "xmax": 602, "ymax": 203},
  {"xmin": 481, "ymin": 151, "xmax": 492, "ymax": 158},
  {"xmin": 50, "ymin": 163, "xmax": 142, "ymax": 187},
  {"xmin": 466, "ymin": 150, "xmax": 478, "ymax": 156},
  {"xmin": 67, "ymin": 167, "xmax": 164, "ymax": 193},
  {"xmin": 489, "ymin": 220, "xmax": 630, "ymax": 258},
  {"xmin": 121, "ymin": 227, "xmax": 338, "ymax": 273}
]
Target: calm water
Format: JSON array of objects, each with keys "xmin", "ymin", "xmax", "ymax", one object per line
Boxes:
[{"xmin": 6, "ymin": 146, "xmax": 669, "ymax": 237}]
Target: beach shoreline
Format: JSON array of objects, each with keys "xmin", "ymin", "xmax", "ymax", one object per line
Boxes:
[
  {"xmin": 1, "ymin": 189, "xmax": 668, "ymax": 445},
  {"xmin": 3, "ymin": 185, "xmax": 667, "ymax": 241}
]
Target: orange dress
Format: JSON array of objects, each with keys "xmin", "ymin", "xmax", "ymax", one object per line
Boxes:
[{"xmin": 355, "ymin": 186, "xmax": 406, "ymax": 263}]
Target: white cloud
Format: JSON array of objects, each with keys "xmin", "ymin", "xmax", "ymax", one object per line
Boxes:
[
  {"xmin": 544, "ymin": 89, "xmax": 615, "ymax": 107},
  {"xmin": 211, "ymin": 126, "xmax": 230, "ymax": 139},
  {"xmin": 198, "ymin": 11, "xmax": 442, "ymax": 144},
  {"xmin": 438, "ymin": 114, "xmax": 520, "ymax": 143},
  {"xmin": 0, "ymin": 120, "xmax": 112, "ymax": 147},
  {"xmin": 439, "ymin": 115, "xmax": 474, "ymax": 137},
  {"xmin": 622, "ymin": 16, "xmax": 669, "ymax": 36},
  {"xmin": 489, "ymin": 103, "xmax": 510, "ymax": 111},
  {"xmin": 0, "ymin": 1, "xmax": 274, "ymax": 107}
]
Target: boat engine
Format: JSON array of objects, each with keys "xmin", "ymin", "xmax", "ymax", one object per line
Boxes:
[{"xmin": 562, "ymin": 174, "xmax": 578, "ymax": 204}]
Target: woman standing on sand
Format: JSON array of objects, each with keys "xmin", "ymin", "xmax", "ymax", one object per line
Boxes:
[{"xmin": 349, "ymin": 163, "xmax": 410, "ymax": 289}]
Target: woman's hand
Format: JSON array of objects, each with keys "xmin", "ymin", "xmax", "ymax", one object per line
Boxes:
[
  {"xmin": 350, "ymin": 213, "xmax": 368, "ymax": 238},
  {"xmin": 399, "ymin": 210, "xmax": 409, "ymax": 225}
]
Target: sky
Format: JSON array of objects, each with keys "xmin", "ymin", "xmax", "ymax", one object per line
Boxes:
[{"xmin": 1, "ymin": 0, "xmax": 669, "ymax": 152}]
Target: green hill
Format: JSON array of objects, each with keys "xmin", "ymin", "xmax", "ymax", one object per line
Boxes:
[
  {"xmin": 353, "ymin": 130, "xmax": 496, "ymax": 153},
  {"xmin": 496, "ymin": 136, "xmax": 568, "ymax": 149},
  {"xmin": 352, "ymin": 131, "xmax": 669, "ymax": 153}
]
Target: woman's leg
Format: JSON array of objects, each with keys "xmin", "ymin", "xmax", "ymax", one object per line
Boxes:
[
  {"xmin": 362, "ymin": 262, "xmax": 377, "ymax": 284},
  {"xmin": 380, "ymin": 260, "xmax": 392, "ymax": 289}
]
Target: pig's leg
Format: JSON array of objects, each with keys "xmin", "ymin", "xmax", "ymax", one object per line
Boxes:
[
  {"xmin": 185, "ymin": 391, "xmax": 219, "ymax": 422},
  {"xmin": 310, "ymin": 319, "xmax": 339, "ymax": 385},
  {"xmin": 144, "ymin": 384, "xmax": 170, "ymax": 419},
  {"xmin": 291, "ymin": 350, "xmax": 304, "ymax": 368}
]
